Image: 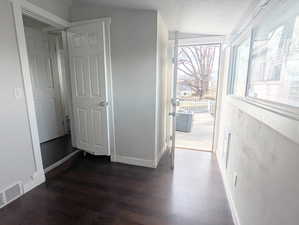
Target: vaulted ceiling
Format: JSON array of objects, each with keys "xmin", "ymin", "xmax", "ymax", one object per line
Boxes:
[{"xmin": 72, "ymin": 0, "xmax": 257, "ymax": 35}]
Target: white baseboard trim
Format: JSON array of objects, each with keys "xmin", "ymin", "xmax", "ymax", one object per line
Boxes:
[
  {"xmin": 23, "ymin": 170, "xmax": 45, "ymax": 194},
  {"xmin": 44, "ymin": 150, "xmax": 81, "ymax": 173},
  {"xmin": 217, "ymin": 155, "xmax": 241, "ymax": 225},
  {"xmin": 113, "ymin": 155, "xmax": 156, "ymax": 168}
]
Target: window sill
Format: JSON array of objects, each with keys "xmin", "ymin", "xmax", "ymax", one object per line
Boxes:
[
  {"xmin": 225, "ymin": 95, "xmax": 299, "ymax": 145},
  {"xmin": 244, "ymin": 97, "xmax": 299, "ymax": 121}
]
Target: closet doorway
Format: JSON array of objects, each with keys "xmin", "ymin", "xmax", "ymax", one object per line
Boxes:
[{"xmin": 23, "ymin": 15, "xmax": 74, "ymax": 170}]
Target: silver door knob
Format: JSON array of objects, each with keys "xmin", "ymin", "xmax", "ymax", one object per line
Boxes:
[{"xmin": 99, "ymin": 101, "xmax": 108, "ymax": 107}]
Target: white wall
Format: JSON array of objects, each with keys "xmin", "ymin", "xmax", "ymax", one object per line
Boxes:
[
  {"xmin": 0, "ymin": 0, "xmax": 37, "ymax": 191},
  {"xmin": 216, "ymin": 1, "xmax": 299, "ymax": 225},
  {"xmin": 71, "ymin": 3, "xmax": 160, "ymax": 166},
  {"xmin": 0, "ymin": 0, "xmax": 70, "ymax": 191},
  {"xmin": 155, "ymin": 13, "xmax": 170, "ymax": 165}
]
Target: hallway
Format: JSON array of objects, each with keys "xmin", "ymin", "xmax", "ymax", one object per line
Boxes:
[{"xmin": 0, "ymin": 151, "xmax": 233, "ymax": 225}]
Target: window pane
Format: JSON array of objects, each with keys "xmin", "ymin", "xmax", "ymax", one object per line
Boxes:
[
  {"xmin": 248, "ymin": 2, "xmax": 299, "ymax": 107},
  {"xmin": 233, "ymin": 38, "xmax": 251, "ymax": 96}
]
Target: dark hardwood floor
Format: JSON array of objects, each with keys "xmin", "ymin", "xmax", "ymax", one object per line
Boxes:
[
  {"xmin": 0, "ymin": 150, "xmax": 234, "ymax": 225},
  {"xmin": 40, "ymin": 135, "xmax": 74, "ymax": 169}
]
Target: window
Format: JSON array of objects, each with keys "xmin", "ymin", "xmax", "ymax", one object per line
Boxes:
[
  {"xmin": 247, "ymin": 6, "xmax": 299, "ymax": 108},
  {"xmin": 231, "ymin": 38, "xmax": 251, "ymax": 97},
  {"xmin": 228, "ymin": 1, "xmax": 299, "ymax": 114}
]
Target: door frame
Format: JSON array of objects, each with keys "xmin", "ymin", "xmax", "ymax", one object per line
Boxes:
[
  {"xmin": 170, "ymin": 34, "xmax": 224, "ymax": 167},
  {"xmin": 10, "ymin": 0, "xmax": 70, "ymax": 193},
  {"xmin": 178, "ymin": 42, "xmax": 222, "ymax": 153},
  {"xmin": 170, "ymin": 31, "xmax": 179, "ymax": 169},
  {"xmin": 10, "ymin": 0, "xmax": 71, "ymax": 192},
  {"xmin": 10, "ymin": 0, "xmax": 115, "ymax": 192}
]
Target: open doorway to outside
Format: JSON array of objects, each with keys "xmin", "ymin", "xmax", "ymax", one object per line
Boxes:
[
  {"xmin": 175, "ymin": 43, "xmax": 220, "ymax": 152},
  {"xmin": 22, "ymin": 15, "xmax": 74, "ymax": 171}
]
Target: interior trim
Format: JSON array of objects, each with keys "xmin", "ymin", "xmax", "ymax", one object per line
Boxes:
[{"xmin": 44, "ymin": 150, "xmax": 81, "ymax": 173}]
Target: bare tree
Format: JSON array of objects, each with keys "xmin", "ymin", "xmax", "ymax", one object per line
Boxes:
[{"xmin": 177, "ymin": 46, "xmax": 216, "ymax": 98}]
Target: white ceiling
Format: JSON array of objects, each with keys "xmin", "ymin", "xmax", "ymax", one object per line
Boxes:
[{"xmin": 73, "ymin": 0, "xmax": 256, "ymax": 35}]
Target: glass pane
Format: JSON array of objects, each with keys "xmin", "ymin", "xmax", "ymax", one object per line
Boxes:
[
  {"xmin": 233, "ymin": 38, "xmax": 251, "ymax": 96},
  {"xmin": 248, "ymin": 1, "xmax": 299, "ymax": 107},
  {"xmin": 176, "ymin": 44, "xmax": 220, "ymax": 151}
]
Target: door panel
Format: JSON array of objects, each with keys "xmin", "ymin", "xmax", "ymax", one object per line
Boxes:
[
  {"xmin": 25, "ymin": 27, "xmax": 65, "ymax": 143},
  {"xmin": 68, "ymin": 20, "xmax": 110, "ymax": 155},
  {"xmin": 73, "ymin": 56, "xmax": 89, "ymax": 97},
  {"xmin": 77, "ymin": 108, "xmax": 89, "ymax": 147},
  {"xmin": 91, "ymin": 108, "xmax": 106, "ymax": 148},
  {"xmin": 90, "ymin": 54, "xmax": 105, "ymax": 97}
]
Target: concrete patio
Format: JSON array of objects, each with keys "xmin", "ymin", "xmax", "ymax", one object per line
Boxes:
[{"xmin": 176, "ymin": 112, "xmax": 215, "ymax": 151}]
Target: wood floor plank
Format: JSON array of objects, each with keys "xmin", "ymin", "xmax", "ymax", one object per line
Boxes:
[{"xmin": 0, "ymin": 150, "xmax": 234, "ymax": 225}]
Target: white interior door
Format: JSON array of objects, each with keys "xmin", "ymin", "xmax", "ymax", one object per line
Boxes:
[
  {"xmin": 25, "ymin": 27, "xmax": 65, "ymax": 143},
  {"xmin": 68, "ymin": 19, "xmax": 110, "ymax": 156}
]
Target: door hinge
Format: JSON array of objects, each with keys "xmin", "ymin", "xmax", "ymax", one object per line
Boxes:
[
  {"xmin": 169, "ymin": 112, "xmax": 176, "ymax": 117},
  {"xmin": 172, "ymin": 57, "xmax": 177, "ymax": 64},
  {"xmin": 99, "ymin": 101, "xmax": 109, "ymax": 107},
  {"xmin": 171, "ymin": 98, "xmax": 180, "ymax": 106}
]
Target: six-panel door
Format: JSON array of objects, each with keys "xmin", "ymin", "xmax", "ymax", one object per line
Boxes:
[{"xmin": 68, "ymin": 21, "xmax": 110, "ymax": 155}]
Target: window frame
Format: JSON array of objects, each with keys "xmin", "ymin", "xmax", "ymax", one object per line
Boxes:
[
  {"xmin": 227, "ymin": 30, "xmax": 252, "ymax": 97},
  {"xmin": 245, "ymin": 25, "xmax": 299, "ymax": 119},
  {"xmin": 226, "ymin": 46, "xmax": 236, "ymax": 95},
  {"xmin": 228, "ymin": 27, "xmax": 299, "ymax": 120}
]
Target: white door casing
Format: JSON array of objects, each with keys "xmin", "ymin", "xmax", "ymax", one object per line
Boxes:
[
  {"xmin": 25, "ymin": 27, "xmax": 65, "ymax": 143},
  {"xmin": 68, "ymin": 19, "xmax": 110, "ymax": 155}
]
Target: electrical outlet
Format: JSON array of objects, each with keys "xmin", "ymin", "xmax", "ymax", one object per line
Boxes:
[{"xmin": 233, "ymin": 172, "xmax": 238, "ymax": 188}]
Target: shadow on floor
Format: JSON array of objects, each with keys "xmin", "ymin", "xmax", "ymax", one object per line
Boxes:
[{"xmin": 40, "ymin": 135, "xmax": 75, "ymax": 169}]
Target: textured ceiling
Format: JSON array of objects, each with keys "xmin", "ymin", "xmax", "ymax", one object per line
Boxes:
[{"xmin": 72, "ymin": 0, "xmax": 256, "ymax": 35}]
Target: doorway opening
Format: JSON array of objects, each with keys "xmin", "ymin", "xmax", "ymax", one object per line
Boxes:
[
  {"xmin": 22, "ymin": 15, "xmax": 74, "ymax": 171},
  {"xmin": 175, "ymin": 43, "xmax": 221, "ymax": 152}
]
